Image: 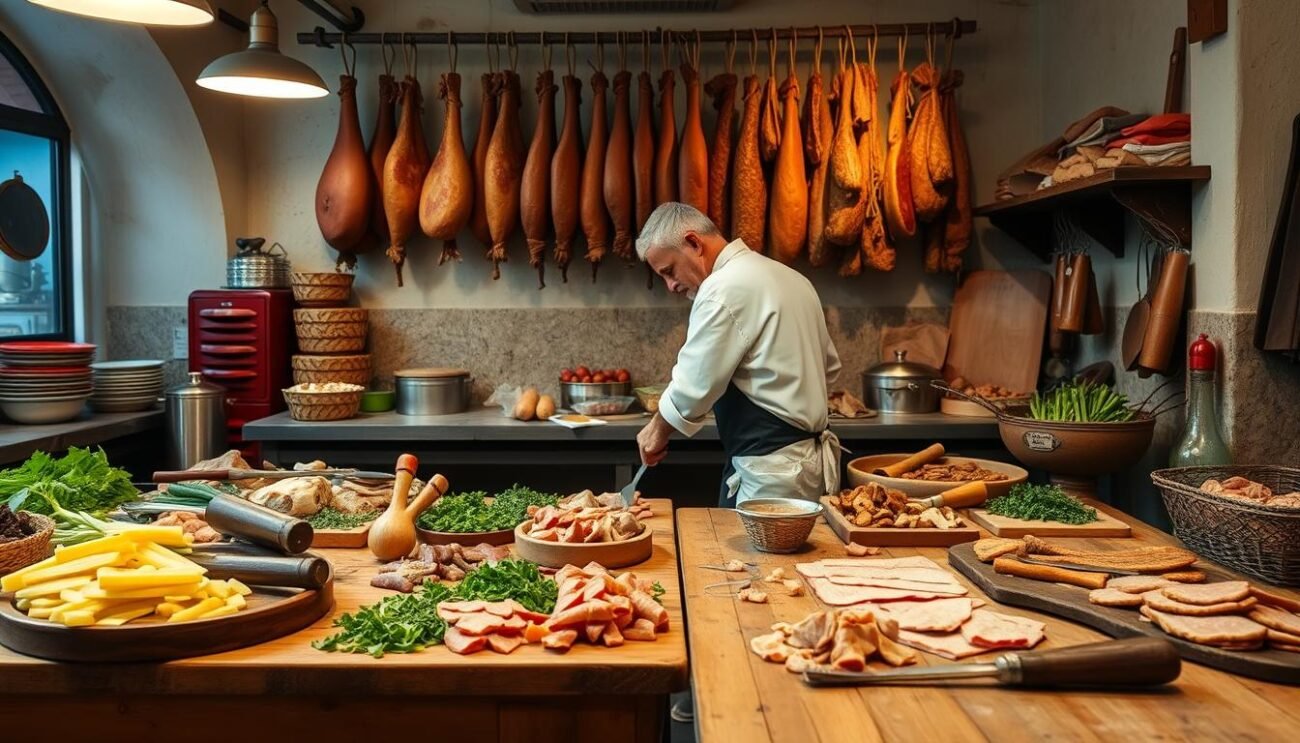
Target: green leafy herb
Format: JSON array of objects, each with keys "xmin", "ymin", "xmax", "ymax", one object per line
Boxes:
[
  {"xmin": 650, "ymin": 581, "xmax": 666, "ymax": 605},
  {"xmin": 2, "ymin": 447, "xmax": 139, "ymax": 517},
  {"xmin": 986, "ymin": 483, "xmax": 1098, "ymax": 525},
  {"xmin": 314, "ymin": 559, "xmax": 558, "ymax": 657},
  {"xmin": 416, "ymin": 484, "xmax": 558, "ymax": 533},
  {"xmin": 1028, "ymin": 381, "xmax": 1134, "ymax": 423},
  {"xmin": 307, "ymin": 507, "xmax": 377, "ymax": 531}
]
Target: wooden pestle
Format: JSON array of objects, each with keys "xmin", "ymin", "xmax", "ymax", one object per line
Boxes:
[{"xmin": 875, "ymin": 443, "xmax": 945, "ymax": 478}]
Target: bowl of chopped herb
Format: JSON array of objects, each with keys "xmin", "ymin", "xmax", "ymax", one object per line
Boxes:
[
  {"xmin": 307, "ymin": 507, "xmax": 379, "ymax": 548},
  {"xmin": 416, "ymin": 485, "xmax": 559, "ymax": 546}
]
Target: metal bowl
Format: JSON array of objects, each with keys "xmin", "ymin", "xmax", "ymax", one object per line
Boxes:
[
  {"xmin": 560, "ymin": 380, "xmax": 632, "ymax": 409},
  {"xmin": 735, "ymin": 498, "xmax": 823, "ymax": 553}
]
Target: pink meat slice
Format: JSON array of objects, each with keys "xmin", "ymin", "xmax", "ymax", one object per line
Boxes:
[
  {"xmin": 960, "ymin": 609, "xmax": 1046, "ymax": 650},
  {"xmin": 542, "ymin": 629, "xmax": 579, "ymax": 651},
  {"xmin": 454, "ymin": 612, "xmax": 508, "ymax": 636},
  {"xmin": 484, "ymin": 601, "xmax": 517, "ymax": 618},
  {"xmin": 444, "ymin": 627, "xmax": 488, "ymax": 655},
  {"xmin": 440, "ymin": 600, "xmax": 488, "ymax": 613},
  {"xmin": 872, "ymin": 598, "xmax": 979, "ymax": 633},
  {"xmin": 824, "ymin": 575, "xmax": 967, "ymax": 596},
  {"xmin": 486, "ymin": 633, "xmax": 525, "ymax": 654},
  {"xmin": 795, "ymin": 563, "xmax": 957, "ymax": 585},
  {"xmin": 895, "ymin": 629, "xmax": 989, "ymax": 660},
  {"xmin": 817, "ymin": 557, "xmax": 942, "ymax": 569},
  {"xmin": 505, "ymin": 599, "xmax": 551, "ymax": 624},
  {"xmin": 809, "ymin": 578, "xmax": 951, "ymax": 605}
]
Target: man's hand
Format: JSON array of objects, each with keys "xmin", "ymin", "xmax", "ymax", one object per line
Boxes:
[{"xmin": 637, "ymin": 413, "xmax": 674, "ymax": 466}]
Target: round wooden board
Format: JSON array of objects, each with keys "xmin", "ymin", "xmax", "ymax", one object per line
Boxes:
[
  {"xmin": 0, "ymin": 576, "xmax": 334, "ymax": 663},
  {"xmin": 846, "ymin": 454, "xmax": 1028, "ymax": 499},
  {"xmin": 417, "ymin": 525, "xmax": 516, "ymax": 546},
  {"xmin": 512, "ymin": 523, "xmax": 653, "ymax": 569}
]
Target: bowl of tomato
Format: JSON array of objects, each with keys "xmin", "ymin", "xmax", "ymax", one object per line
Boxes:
[{"xmin": 559, "ymin": 365, "xmax": 632, "ymax": 410}]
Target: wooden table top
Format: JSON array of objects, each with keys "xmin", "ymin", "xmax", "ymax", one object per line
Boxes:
[
  {"xmin": 678, "ymin": 503, "xmax": 1300, "ymax": 743},
  {"xmin": 0, "ymin": 499, "xmax": 687, "ymax": 697}
]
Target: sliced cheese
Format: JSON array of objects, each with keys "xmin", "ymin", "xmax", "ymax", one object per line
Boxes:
[
  {"xmin": 27, "ymin": 607, "xmax": 55, "ymax": 619},
  {"xmin": 118, "ymin": 525, "xmax": 192, "ymax": 548},
  {"xmin": 13, "ymin": 575, "xmax": 92, "ymax": 599},
  {"xmin": 205, "ymin": 579, "xmax": 231, "ymax": 599},
  {"xmin": 28, "ymin": 598, "xmax": 62, "ymax": 608},
  {"xmin": 139, "ymin": 542, "xmax": 204, "ymax": 571},
  {"xmin": 154, "ymin": 601, "xmax": 188, "ymax": 618},
  {"xmin": 54, "ymin": 534, "xmax": 134, "ymax": 563}
]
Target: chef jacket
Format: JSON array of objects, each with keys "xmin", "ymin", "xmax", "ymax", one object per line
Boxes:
[{"xmin": 658, "ymin": 239, "xmax": 843, "ymax": 503}]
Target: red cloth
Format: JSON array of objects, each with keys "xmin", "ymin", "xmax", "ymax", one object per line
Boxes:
[
  {"xmin": 1118, "ymin": 112, "xmax": 1190, "ymax": 137},
  {"xmin": 1106, "ymin": 133, "xmax": 1191, "ymax": 148}
]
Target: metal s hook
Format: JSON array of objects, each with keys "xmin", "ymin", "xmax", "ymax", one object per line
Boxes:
[
  {"xmin": 507, "ymin": 31, "xmax": 519, "ymax": 71},
  {"xmin": 448, "ymin": 31, "xmax": 457, "ymax": 73}
]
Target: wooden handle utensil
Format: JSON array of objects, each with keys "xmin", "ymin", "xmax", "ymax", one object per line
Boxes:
[
  {"xmin": 1139, "ymin": 248, "xmax": 1189, "ymax": 374},
  {"xmin": 1059, "ymin": 253, "xmax": 1091, "ymax": 333},
  {"xmin": 913, "ymin": 480, "xmax": 988, "ymax": 509},
  {"xmin": 874, "ymin": 443, "xmax": 945, "ymax": 478}
]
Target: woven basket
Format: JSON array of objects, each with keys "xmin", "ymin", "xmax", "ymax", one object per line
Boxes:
[
  {"xmin": 291, "ymin": 282, "xmax": 352, "ymax": 306},
  {"xmin": 1151, "ymin": 465, "xmax": 1300, "ymax": 585},
  {"xmin": 296, "ymin": 336, "xmax": 366, "ymax": 354},
  {"xmin": 283, "ymin": 388, "xmax": 363, "ymax": 421},
  {"xmin": 736, "ymin": 499, "xmax": 823, "ymax": 553},
  {"xmin": 292, "ymin": 353, "xmax": 372, "ymax": 372},
  {"xmin": 294, "ymin": 307, "xmax": 367, "ymax": 324},
  {"xmin": 0, "ymin": 512, "xmax": 54, "ymax": 575},
  {"xmin": 292, "ymin": 367, "xmax": 371, "ymax": 386}
]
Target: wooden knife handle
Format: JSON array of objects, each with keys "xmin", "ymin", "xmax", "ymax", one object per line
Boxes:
[
  {"xmin": 875, "ymin": 444, "xmax": 945, "ymax": 478},
  {"xmin": 936, "ymin": 481, "xmax": 988, "ymax": 509},
  {"xmin": 1012, "ymin": 637, "xmax": 1181, "ymax": 688},
  {"xmin": 153, "ymin": 469, "xmax": 229, "ymax": 483}
]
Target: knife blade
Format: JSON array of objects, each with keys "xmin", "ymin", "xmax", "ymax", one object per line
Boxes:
[
  {"xmin": 617, "ymin": 464, "xmax": 648, "ymax": 509},
  {"xmin": 1013, "ymin": 556, "xmax": 1141, "ymax": 576}
]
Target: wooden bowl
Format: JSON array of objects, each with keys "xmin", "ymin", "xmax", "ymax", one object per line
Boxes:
[
  {"xmin": 997, "ymin": 409, "xmax": 1156, "ymax": 477},
  {"xmin": 845, "ymin": 454, "xmax": 1028, "ymax": 499},
  {"xmin": 417, "ymin": 526, "xmax": 516, "ymax": 547},
  {"xmin": 512, "ymin": 522, "xmax": 653, "ymax": 569}
]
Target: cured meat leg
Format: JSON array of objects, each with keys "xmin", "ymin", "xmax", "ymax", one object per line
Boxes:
[
  {"xmin": 383, "ymin": 75, "xmax": 431, "ymax": 286},
  {"xmin": 824, "ymin": 61, "xmax": 865, "ymax": 250},
  {"xmin": 605, "ymin": 63, "xmax": 635, "ymax": 260},
  {"xmin": 731, "ymin": 71, "xmax": 767, "ymax": 249},
  {"xmin": 552, "ymin": 64, "xmax": 583, "ymax": 283},
  {"xmin": 768, "ymin": 56, "xmax": 807, "ymax": 264},
  {"xmin": 582, "ymin": 67, "xmax": 611, "ymax": 280},
  {"xmin": 882, "ymin": 59, "xmax": 917, "ymax": 241},
  {"xmin": 316, "ymin": 72, "xmax": 373, "ymax": 267},
  {"xmin": 940, "ymin": 69, "xmax": 972, "ymax": 273},
  {"xmin": 759, "ymin": 36, "xmax": 781, "ymax": 164},
  {"xmin": 859, "ymin": 60, "xmax": 894, "ymax": 272},
  {"xmin": 705, "ymin": 65, "xmax": 738, "ymax": 234},
  {"xmin": 633, "ymin": 61, "xmax": 656, "ymax": 232},
  {"xmin": 677, "ymin": 36, "xmax": 709, "ymax": 214},
  {"xmin": 653, "ymin": 65, "xmax": 678, "ymax": 206},
  {"xmin": 367, "ymin": 72, "xmax": 397, "ymax": 251},
  {"xmin": 908, "ymin": 60, "xmax": 953, "ymax": 223},
  {"xmin": 485, "ymin": 68, "xmax": 524, "ymax": 279},
  {"xmin": 521, "ymin": 67, "xmax": 557, "ymax": 287},
  {"xmin": 469, "ymin": 72, "xmax": 499, "ymax": 252},
  {"xmin": 804, "ymin": 35, "xmax": 834, "ymax": 267},
  {"xmin": 419, "ymin": 70, "xmax": 473, "ymax": 266}
]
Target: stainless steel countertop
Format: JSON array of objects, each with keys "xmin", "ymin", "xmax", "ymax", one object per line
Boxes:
[{"xmin": 242, "ymin": 406, "xmax": 999, "ymax": 442}]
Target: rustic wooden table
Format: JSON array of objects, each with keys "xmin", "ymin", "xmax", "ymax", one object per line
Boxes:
[
  {"xmin": 678, "ymin": 504, "xmax": 1300, "ymax": 743},
  {"xmin": 0, "ymin": 499, "xmax": 687, "ymax": 742}
]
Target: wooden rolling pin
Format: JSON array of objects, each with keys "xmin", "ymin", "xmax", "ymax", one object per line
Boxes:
[
  {"xmin": 874, "ymin": 443, "xmax": 945, "ymax": 478},
  {"xmin": 993, "ymin": 556, "xmax": 1108, "ymax": 589},
  {"xmin": 912, "ymin": 481, "xmax": 988, "ymax": 510}
]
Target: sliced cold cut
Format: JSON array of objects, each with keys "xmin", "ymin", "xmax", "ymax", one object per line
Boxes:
[
  {"xmin": 1162, "ymin": 581, "xmax": 1251, "ymax": 606},
  {"xmin": 823, "ymin": 575, "xmax": 967, "ymax": 596},
  {"xmin": 896, "ymin": 628, "xmax": 987, "ymax": 660},
  {"xmin": 1141, "ymin": 605, "xmax": 1267, "ymax": 647},
  {"xmin": 871, "ymin": 597, "xmax": 978, "ymax": 633},
  {"xmin": 960, "ymin": 609, "xmax": 1046, "ymax": 650},
  {"xmin": 809, "ymin": 577, "xmax": 951, "ymax": 605}
]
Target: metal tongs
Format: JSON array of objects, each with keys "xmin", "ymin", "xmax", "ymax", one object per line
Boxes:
[{"xmin": 803, "ymin": 637, "xmax": 1180, "ymax": 689}]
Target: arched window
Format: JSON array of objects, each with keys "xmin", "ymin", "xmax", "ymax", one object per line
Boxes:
[{"xmin": 0, "ymin": 28, "xmax": 70, "ymax": 339}]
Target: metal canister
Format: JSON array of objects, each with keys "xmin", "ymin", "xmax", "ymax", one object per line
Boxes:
[
  {"xmin": 226, "ymin": 237, "xmax": 290, "ymax": 288},
  {"xmin": 165, "ymin": 372, "xmax": 227, "ymax": 469}
]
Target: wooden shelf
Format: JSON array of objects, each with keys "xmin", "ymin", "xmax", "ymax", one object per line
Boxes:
[{"xmin": 975, "ymin": 165, "xmax": 1211, "ymax": 260}]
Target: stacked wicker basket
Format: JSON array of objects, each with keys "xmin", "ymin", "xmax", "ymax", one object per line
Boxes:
[{"xmin": 287, "ymin": 273, "xmax": 370, "ymax": 421}]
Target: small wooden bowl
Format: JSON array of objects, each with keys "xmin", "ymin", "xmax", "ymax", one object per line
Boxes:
[
  {"xmin": 417, "ymin": 526, "xmax": 516, "ymax": 547},
  {"xmin": 512, "ymin": 522, "xmax": 653, "ymax": 569}
]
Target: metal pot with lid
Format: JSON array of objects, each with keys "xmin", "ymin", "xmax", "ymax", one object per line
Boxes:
[
  {"xmin": 395, "ymin": 368, "xmax": 473, "ymax": 416},
  {"xmin": 227, "ymin": 237, "xmax": 291, "ymax": 289},
  {"xmin": 165, "ymin": 372, "xmax": 227, "ymax": 469},
  {"xmin": 862, "ymin": 350, "xmax": 942, "ymax": 414}
]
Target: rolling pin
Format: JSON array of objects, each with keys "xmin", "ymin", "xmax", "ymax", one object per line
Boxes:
[
  {"xmin": 185, "ymin": 552, "xmax": 331, "ymax": 590},
  {"xmin": 911, "ymin": 481, "xmax": 988, "ymax": 509},
  {"xmin": 874, "ymin": 444, "xmax": 945, "ymax": 478},
  {"xmin": 203, "ymin": 493, "xmax": 314, "ymax": 556}
]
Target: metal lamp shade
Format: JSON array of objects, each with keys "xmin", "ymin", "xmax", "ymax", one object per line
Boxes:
[
  {"xmin": 26, "ymin": 0, "xmax": 214, "ymax": 26},
  {"xmin": 196, "ymin": 2, "xmax": 327, "ymax": 99}
]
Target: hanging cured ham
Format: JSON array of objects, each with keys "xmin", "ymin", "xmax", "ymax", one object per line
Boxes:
[
  {"xmin": 485, "ymin": 68, "xmax": 524, "ymax": 279},
  {"xmin": 767, "ymin": 41, "xmax": 807, "ymax": 265},
  {"xmin": 521, "ymin": 67, "xmax": 558, "ymax": 287},
  {"xmin": 731, "ymin": 71, "xmax": 767, "ymax": 249},
  {"xmin": 705, "ymin": 64, "xmax": 738, "ymax": 234},
  {"xmin": 908, "ymin": 60, "xmax": 953, "ymax": 223},
  {"xmin": 419, "ymin": 69, "xmax": 474, "ymax": 266},
  {"xmin": 677, "ymin": 37, "xmax": 709, "ymax": 214},
  {"xmin": 469, "ymin": 72, "xmax": 499, "ymax": 252},
  {"xmin": 582, "ymin": 67, "xmax": 610, "ymax": 280},
  {"xmin": 367, "ymin": 72, "xmax": 397, "ymax": 249},
  {"xmin": 882, "ymin": 56, "xmax": 917, "ymax": 241},
  {"xmin": 935, "ymin": 68, "xmax": 971, "ymax": 273},
  {"xmin": 383, "ymin": 75, "xmax": 431, "ymax": 286},
  {"xmin": 605, "ymin": 62, "xmax": 635, "ymax": 260},
  {"xmin": 804, "ymin": 36, "xmax": 834, "ymax": 267},
  {"xmin": 858, "ymin": 59, "xmax": 894, "ymax": 272},
  {"xmin": 315, "ymin": 68, "xmax": 373, "ymax": 267},
  {"xmin": 653, "ymin": 64, "xmax": 678, "ymax": 206},
  {"xmin": 759, "ymin": 38, "xmax": 781, "ymax": 165},
  {"xmin": 552, "ymin": 66, "xmax": 583, "ymax": 282},
  {"xmin": 633, "ymin": 64, "xmax": 657, "ymax": 233},
  {"xmin": 824, "ymin": 52, "xmax": 865, "ymax": 250}
]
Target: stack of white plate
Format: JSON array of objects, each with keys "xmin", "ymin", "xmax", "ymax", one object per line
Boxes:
[
  {"xmin": 0, "ymin": 366, "xmax": 93, "ymax": 424},
  {"xmin": 89, "ymin": 360, "xmax": 165, "ymax": 413}
]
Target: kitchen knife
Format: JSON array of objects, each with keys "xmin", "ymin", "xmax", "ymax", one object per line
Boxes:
[
  {"xmin": 910, "ymin": 481, "xmax": 989, "ymax": 510},
  {"xmin": 803, "ymin": 637, "xmax": 1180, "ymax": 689},
  {"xmin": 617, "ymin": 464, "xmax": 648, "ymax": 509},
  {"xmin": 151, "ymin": 468, "xmax": 394, "ymax": 483},
  {"xmin": 1015, "ymin": 556, "xmax": 1142, "ymax": 576}
]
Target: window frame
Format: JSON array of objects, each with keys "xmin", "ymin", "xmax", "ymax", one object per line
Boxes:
[{"xmin": 0, "ymin": 28, "xmax": 72, "ymax": 341}]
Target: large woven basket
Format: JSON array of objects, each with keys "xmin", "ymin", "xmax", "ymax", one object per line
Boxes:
[
  {"xmin": 291, "ymin": 352, "xmax": 372, "ymax": 386},
  {"xmin": 283, "ymin": 387, "xmax": 363, "ymax": 421},
  {"xmin": 0, "ymin": 512, "xmax": 54, "ymax": 575},
  {"xmin": 735, "ymin": 498, "xmax": 823, "ymax": 553},
  {"xmin": 290, "ymin": 272, "xmax": 353, "ymax": 306},
  {"xmin": 297, "ymin": 336, "xmax": 366, "ymax": 354},
  {"xmin": 1151, "ymin": 465, "xmax": 1300, "ymax": 585}
]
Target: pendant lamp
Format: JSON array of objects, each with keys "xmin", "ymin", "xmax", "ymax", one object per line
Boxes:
[
  {"xmin": 26, "ymin": 0, "xmax": 214, "ymax": 27},
  {"xmin": 197, "ymin": 1, "xmax": 327, "ymax": 99}
]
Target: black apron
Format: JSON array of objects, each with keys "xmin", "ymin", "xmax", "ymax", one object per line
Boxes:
[{"xmin": 713, "ymin": 382, "xmax": 818, "ymax": 506}]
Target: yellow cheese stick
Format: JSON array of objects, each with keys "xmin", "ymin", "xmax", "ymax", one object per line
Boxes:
[
  {"xmin": 28, "ymin": 598, "xmax": 62, "ymax": 608},
  {"xmin": 199, "ymin": 605, "xmax": 240, "ymax": 620},
  {"xmin": 139, "ymin": 543, "xmax": 206, "ymax": 574},
  {"xmin": 168, "ymin": 597, "xmax": 223, "ymax": 622},
  {"xmin": 227, "ymin": 579, "xmax": 252, "ymax": 597},
  {"xmin": 97, "ymin": 569, "xmax": 203, "ymax": 592},
  {"xmin": 205, "ymin": 579, "xmax": 231, "ymax": 599},
  {"xmin": 7, "ymin": 551, "xmax": 126, "ymax": 591},
  {"xmin": 0, "ymin": 554, "xmax": 58, "ymax": 591},
  {"xmin": 53, "ymin": 534, "xmax": 135, "ymax": 563},
  {"xmin": 874, "ymin": 443, "xmax": 946, "ymax": 478},
  {"xmin": 224, "ymin": 594, "xmax": 246, "ymax": 609},
  {"xmin": 61, "ymin": 610, "xmax": 96, "ymax": 627},
  {"xmin": 15, "ymin": 598, "xmax": 30, "ymax": 611},
  {"xmin": 27, "ymin": 608, "xmax": 55, "ymax": 619},
  {"xmin": 82, "ymin": 582, "xmax": 209, "ymax": 600},
  {"xmin": 154, "ymin": 601, "xmax": 188, "ymax": 618},
  {"xmin": 118, "ymin": 525, "xmax": 192, "ymax": 547},
  {"xmin": 13, "ymin": 575, "xmax": 92, "ymax": 599}
]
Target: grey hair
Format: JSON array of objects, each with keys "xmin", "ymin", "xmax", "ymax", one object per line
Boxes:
[{"xmin": 635, "ymin": 202, "xmax": 721, "ymax": 260}]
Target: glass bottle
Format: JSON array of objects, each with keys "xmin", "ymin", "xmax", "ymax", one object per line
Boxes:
[{"xmin": 1170, "ymin": 334, "xmax": 1232, "ymax": 467}]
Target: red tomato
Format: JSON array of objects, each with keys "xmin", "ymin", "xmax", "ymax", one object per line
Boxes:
[
  {"xmin": 576, "ymin": 365, "xmax": 591, "ymax": 377},
  {"xmin": 561, "ymin": 368, "xmax": 573, "ymax": 377},
  {"xmin": 592, "ymin": 372, "xmax": 607, "ymax": 383},
  {"xmin": 605, "ymin": 369, "xmax": 617, "ymax": 378},
  {"xmin": 579, "ymin": 375, "xmax": 592, "ymax": 383},
  {"xmin": 616, "ymin": 367, "xmax": 630, "ymax": 377},
  {"xmin": 615, "ymin": 370, "xmax": 631, "ymax": 383},
  {"xmin": 560, "ymin": 370, "xmax": 573, "ymax": 382}
]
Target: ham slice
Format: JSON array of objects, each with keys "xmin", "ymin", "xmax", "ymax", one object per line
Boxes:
[
  {"xmin": 441, "ymin": 600, "xmax": 487, "ymax": 613},
  {"xmin": 795, "ymin": 563, "xmax": 957, "ymax": 585},
  {"xmin": 487, "ymin": 633, "xmax": 524, "ymax": 655},
  {"xmin": 1162, "ymin": 581, "xmax": 1251, "ymax": 606},
  {"xmin": 896, "ymin": 628, "xmax": 988, "ymax": 660},
  {"xmin": 541, "ymin": 629, "xmax": 579, "ymax": 652},
  {"xmin": 871, "ymin": 598, "xmax": 979, "ymax": 633},
  {"xmin": 824, "ymin": 575, "xmax": 967, "ymax": 596},
  {"xmin": 960, "ymin": 609, "xmax": 1046, "ymax": 650},
  {"xmin": 1106, "ymin": 576, "xmax": 1175, "ymax": 594},
  {"xmin": 1141, "ymin": 605, "xmax": 1267, "ymax": 647},
  {"xmin": 454, "ymin": 612, "xmax": 507, "ymax": 636},
  {"xmin": 809, "ymin": 577, "xmax": 950, "ymax": 605},
  {"xmin": 817, "ymin": 557, "xmax": 942, "ymax": 570},
  {"xmin": 444, "ymin": 627, "xmax": 488, "ymax": 655},
  {"xmin": 623, "ymin": 618, "xmax": 657, "ymax": 642}
]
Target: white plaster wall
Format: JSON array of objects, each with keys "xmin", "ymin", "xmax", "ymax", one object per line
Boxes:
[
  {"xmin": 0, "ymin": 2, "xmax": 227, "ymax": 311},
  {"xmin": 247, "ymin": 0, "xmax": 1042, "ymax": 309}
]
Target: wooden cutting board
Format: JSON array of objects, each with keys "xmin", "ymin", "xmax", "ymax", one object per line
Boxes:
[
  {"xmin": 943, "ymin": 270, "xmax": 1052, "ymax": 395},
  {"xmin": 947, "ymin": 542, "xmax": 1300, "ymax": 685},
  {"xmin": 310, "ymin": 521, "xmax": 372, "ymax": 548},
  {"xmin": 966, "ymin": 508, "xmax": 1133, "ymax": 538},
  {"xmin": 821, "ymin": 497, "xmax": 980, "ymax": 547}
]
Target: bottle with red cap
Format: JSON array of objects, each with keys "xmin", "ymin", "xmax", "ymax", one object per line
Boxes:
[{"xmin": 1170, "ymin": 334, "xmax": 1231, "ymax": 467}]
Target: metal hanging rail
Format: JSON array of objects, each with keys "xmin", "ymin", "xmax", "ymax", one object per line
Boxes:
[{"xmin": 296, "ymin": 18, "xmax": 976, "ymax": 49}]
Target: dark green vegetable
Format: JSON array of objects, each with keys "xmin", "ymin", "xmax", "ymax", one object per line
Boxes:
[
  {"xmin": 2, "ymin": 447, "xmax": 139, "ymax": 517},
  {"xmin": 986, "ymin": 483, "xmax": 1098, "ymax": 525},
  {"xmin": 650, "ymin": 581, "xmax": 666, "ymax": 605},
  {"xmin": 1028, "ymin": 381, "xmax": 1134, "ymax": 423},
  {"xmin": 150, "ymin": 482, "xmax": 223, "ymax": 508},
  {"xmin": 416, "ymin": 484, "xmax": 558, "ymax": 533},
  {"xmin": 314, "ymin": 559, "xmax": 558, "ymax": 657},
  {"xmin": 307, "ymin": 507, "xmax": 377, "ymax": 531}
]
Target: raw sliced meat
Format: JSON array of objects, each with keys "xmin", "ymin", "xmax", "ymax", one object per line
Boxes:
[
  {"xmin": 824, "ymin": 575, "xmax": 967, "ymax": 596},
  {"xmin": 871, "ymin": 598, "xmax": 978, "ymax": 633},
  {"xmin": 1249, "ymin": 605, "xmax": 1300, "ymax": 635},
  {"xmin": 795, "ymin": 563, "xmax": 957, "ymax": 585},
  {"xmin": 817, "ymin": 557, "xmax": 942, "ymax": 570},
  {"xmin": 440, "ymin": 600, "xmax": 487, "ymax": 613},
  {"xmin": 809, "ymin": 577, "xmax": 951, "ymax": 606},
  {"xmin": 1145, "ymin": 592, "xmax": 1256, "ymax": 617},
  {"xmin": 547, "ymin": 600, "xmax": 616, "ymax": 629},
  {"xmin": 437, "ymin": 606, "xmax": 468, "ymax": 622},
  {"xmin": 623, "ymin": 618, "xmax": 657, "ymax": 641},
  {"xmin": 454, "ymin": 612, "xmax": 507, "ymax": 636},
  {"xmin": 1088, "ymin": 588, "xmax": 1146, "ymax": 608},
  {"xmin": 486, "ymin": 633, "xmax": 524, "ymax": 654},
  {"xmin": 541, "ymin": 629, "xmax": 579, "ymax": 651},
  {"xmin": 895, "ymin": 628, "xmax": 989, "ymax": 660},
  {"xmin": 1140, "ymin": 605, "xmax": 1267, "ymax": 646},
  {"xmin": 1106, "ymin": 575, "xmax": 1175, "ymax": 594},
  {"xmin": 601, "ymin": 621, "xmax": 625, "ymax": 647},
  {"xmin": 584, "ymin": 621, "xmax": 606, "ymax": 644},
  {"xmin": 960, "ymin": 609, "xmax": 1046, "ymax": 650},
  {"xmin": 483, "ymin": 601, "xmax": 517, "ymax": 618},
  {"xmin": 444, "ymin": 626, "xmax": 488, "ymax": 655},
  {"xmin": 1161, "ymin": 581, "xmax": 1250, "ymax": 606}
]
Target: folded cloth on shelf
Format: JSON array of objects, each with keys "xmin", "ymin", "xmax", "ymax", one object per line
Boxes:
[
  {"xmin": 1106, "ymin": 112, "xmax": 1190, "ymax": 148},
  {"xmin": 1121, "ymin": 141, "xmax": 1192, "ymax": 155},
  {"xmin": 998, "ymin": 106, "xmax": 1129, "ymax": 198},
  {"xmin": 1059, "ymin": 112, "xmax": 1148, "ymax": 157}
]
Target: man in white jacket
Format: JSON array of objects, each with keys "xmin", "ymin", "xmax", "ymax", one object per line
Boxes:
[{"xmin": 635, "ymin": 202, "xmax": 842, "ymax": 506}]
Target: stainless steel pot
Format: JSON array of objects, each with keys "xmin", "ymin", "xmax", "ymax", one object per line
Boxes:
[
  {"xmin": 560, "ymin": 380, "xmax": 632, "ymax": 409},
  {"xmin": 861, "ymin": 350, "xmax": 942, "ymax": 414},
  {"xmin": 165, "ymin": 372, "xmax": 227, "ymax": 469},
  {"xmin": 395, "ymin": 368, "xmax": 472, "ymax": 415}
]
